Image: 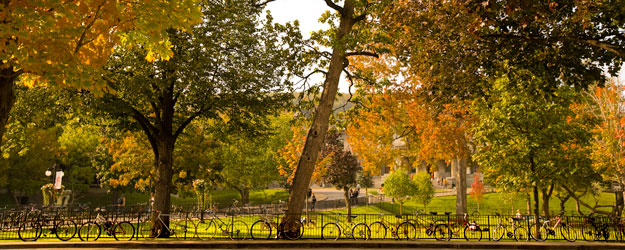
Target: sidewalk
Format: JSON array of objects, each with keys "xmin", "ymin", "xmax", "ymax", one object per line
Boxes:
[{"xmin": 1, "ymin": 240, "xmax": 624, "ymax": 249}]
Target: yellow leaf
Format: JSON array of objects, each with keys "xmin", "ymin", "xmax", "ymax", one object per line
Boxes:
[{"xmin": 145, "ymin": 51, "xmax": 156, "ymax": 62}]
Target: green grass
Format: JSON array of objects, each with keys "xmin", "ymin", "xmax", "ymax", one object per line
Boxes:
[{"xmin": 370, "ymin": 192, "xmax": 617, "ymax": 216}]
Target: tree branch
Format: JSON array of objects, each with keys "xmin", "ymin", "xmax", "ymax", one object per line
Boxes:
[
  {"xmin": 346, "ymin": 51, "xmax": 379, "ymax": 58},
  {"xmin": 324, "ymin": 0, "xmax": 344, "ymax": 15},
  {"xmin": 254, "ymin": 0, "xmax": 277, "ymax": 8},
  {"xmin": 173, "ymin": 110, "xmax": 202, "ymax": 140}
]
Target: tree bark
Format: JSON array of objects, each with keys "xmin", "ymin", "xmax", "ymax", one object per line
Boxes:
[
  {"xmin": 153, "ymin": 136, "xmax": 174, "ymax": 237},
  {"xmin": 343, "ymin": 188, "xmax": 351, "ymax": 223},
  {"xmin": 0, "ymin": 68, "xmax": 18, "ymax": 153},
  {"xmin": 453, "ymin": 157, "xmax": 467, "ymax": 215},
  {"xmin": 285, "ymin": 0, "xmax": 361, "ymax": 221},
  {"xmin": 530, "ymin": 156, "xmax": 540, "ymax": 238},
  {"xmin": 541, "ymin": 184, "xmax": 554, "ymax": 217}
]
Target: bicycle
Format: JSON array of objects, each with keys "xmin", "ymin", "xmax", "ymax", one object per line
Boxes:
[
  {"xmin": 580, "ymin": 216, "xmax": 609, "ymax": 242},
  {"xmin": 368, "ymin": 213, "xmax": 417, "ymax": 240},
  {"xmin": 18, "ymin": 208, "xmax": 77, "ymax": 241},
  {"xmin": 250, "ymin": 207, "xmax": 280, "ymax": 240},
  {"xmin": 491, "ymin": 213, "xmax": 529, "ymax": 241},
  {"xmin": 434, "ymin": 213, "xmax": 482, "ymax": 241},
  {"xmin": 194, "ymin": 209, "xmax": 248, "ymax": 240},
  {"xmin": 530, "ymin": 213, "xmax": 576, "ymax": 242},
  {"xmin": 321, "ymin": 213, "xmax": 371, "ymax": 241},
  {"xmin": 78, "ymin": 207, "xmax": 135, "ymax": 241},
  {"xmin": 409, "ymin": 211, "xmax": 446, "ymax": 239},
  {"xmin": 139, "ymin": 208, "xmax": 193, "ymax": 239}
]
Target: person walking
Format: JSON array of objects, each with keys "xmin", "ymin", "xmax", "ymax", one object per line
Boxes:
[{"xmin": 311, "ymin": 193, "xmax": 317, "ymax": 210}]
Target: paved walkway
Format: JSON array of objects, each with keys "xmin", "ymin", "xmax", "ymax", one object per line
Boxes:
[{"xmin": 1, "ymin": 240, "xmax": 625, "ymax": 250}]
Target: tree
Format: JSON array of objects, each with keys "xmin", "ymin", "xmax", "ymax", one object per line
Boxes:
[
  {"xmin": 585, "ymin": 80, "xmax": 625, "ymax": 214},
  {"xmin": 383, "ymin": 171, "xmax": 416, "ymax": 215},
  {"xmin": 320, "ymin": 132, "xmax": 361, "ymax": 221},
  {"xmin": 413, "ymin": 171, "xmax": 435, "ymax": 213},
  {"xmin": 0, "ymin": 0, "xmax": 203, "ymax": 151},
  {"xmin": 285, "ymin": 0, "xmax": 382, "ymax": 220},
  {"xmin": 276, "ymin": 123, "xmax": 330, "ymax": 187},
  {"xmin": 472, "ymin": 69, "xmax": 597, "ymax": 233},
  {"xmin": 93, "ymin": 0, "xmax": 303, "ymax": 234},
  {"xmin": 379, "ymin": 0, "xmax": 624, "ymax": 104},
  {"xmin": 470, "ymin": 172, "xmax": 485, "ymax": 212},
  {"xmin": 0, "ymin": 86, "xmax": 69, "ymax": 204},
  {"xmin": 219, "ymin": 114, "xmax": 292, "ymax": 204}
]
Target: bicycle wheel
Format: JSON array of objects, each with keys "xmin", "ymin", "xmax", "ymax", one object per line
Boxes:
[
  {"xmin": 139, "ymin": 219, "xmax": 153, "ymax": 239},
  {"xmin": 18, "ymin": 221, "xmax": 42, "ymax": 241},
  {"xmin": 514, "ymin": 226, "xmax": 529, "ymax": 241},
  {"xmin": 55, "ymin": 219, "xmax": 77, "ymax": 241},
  {"xmin": 281, "ymin": 219, "xmax": 303, "ymax": 240},
  {"xmin": 581, "ymin": 224, "xmax": 596, "ymax": 241},
  {"xmin": 172, "ymin": 220, "xmax": 192, "ymax": 240},
  {"xmin": 321, "ymin": 223, "xmax": 340, "ymax": 241},
  {"xmin": 228, "ymin": 220, "xmax": 248, "ymax": 240},
  {"xmin": 113, "ymin": 222, "xmax": 135, "ymax": 241},
  {"xmin": 250, "ymin": 220, "xmax": 272, "ymax": 240},
  {"xmin": 196, "ymin": 219, "xmax": 218, "ymax": 240},
  {"xmin": 396, "ymin": 222, "xmax": 417, "ymax": 240},
  {"xmin": 463, "ymin": 225, "xmax": 482, "ymax": 241},
  {"xmin": 78, "ymin": 222, "xmax": 101, "ymax": 241},
  {"xmin": 491, "ymin": 225, "xmax": 505, "ymax": 241},
  {"xmin": 530, "ymin": 224, "xmax": 548, "ymax": 241},
  {"xmin": 433, "ymin": 224, "xmax": 451, "ymax": 241},
  {"xmin": 560, "ymin": 224, "xmax": 576, "ymax": 242},
  {"xmin": 368, "ymin": 222, "xmax": 387, "ymax": 239},
  {"xmin": 351, "ymin": 223, "xmax": 371, "ymax": 240}
]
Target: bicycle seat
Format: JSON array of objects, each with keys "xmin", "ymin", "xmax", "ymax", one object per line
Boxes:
[
  {"xmin": 429, "ymin": 212, "xmax": 438, "ymax": 215},
  {"xmin": 512, "ymin": 217, "xmax": 522, "ymax": 221},
  {"xmin": 394, "ymin": 215, "xmax": 403, "ymax": 219},
  {"xmin": 350, "ymin": 215, "xmax": 358, "ymax": 219},
  {"xmin": 444, "ymin": 212, "xmax": 452, "ymax": 215}
]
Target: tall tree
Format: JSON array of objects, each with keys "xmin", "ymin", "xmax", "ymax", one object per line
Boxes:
[
  {"xmin": 285, "ymin": 0, "xmax": 381, "ymax": 220},
  {"xmin": 93, "ymin": 0, "xmax": 303, "ymax": 234},
  {"xmin": 0, "ymin": 0, "xmax": 203, "ymax": 151}
]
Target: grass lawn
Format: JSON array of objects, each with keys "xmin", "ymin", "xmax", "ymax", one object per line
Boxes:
[{"xmin": 369, "ymin": 192, "xmax": 617, "ymax": 216}]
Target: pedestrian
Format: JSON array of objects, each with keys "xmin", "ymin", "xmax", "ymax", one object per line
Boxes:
[
  {"xmin": 311, "ymin": 194, "xmax": 317, "ymax": 210},
  {"xmin": 116, "ymin": 193, "xmax": 126, "ymax": 212}
]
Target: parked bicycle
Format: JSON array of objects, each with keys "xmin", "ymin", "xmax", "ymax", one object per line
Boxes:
[
  {"xmin": 409, "ymin": 211, "xmax": 446, "ymax": 239},
  {"xmin": 580, "ymin": 216, "xmax": 609, "ymax": 242},
  {"xmin": 491, "ymin": 213, "xmax": 528, "ymax": 241},
  {"xmin": 139, "ymin": 208, "xmax": 193, "ymax": 239},
  {"xmin": 530, "ymin": 213, "xmax": 576, "ymax": 242},
  {"xmin": 321, "ymin": 213, "xmax": 370, "ymax": 241},
  {"xmin": 194, "ymin": 209, "xmax": 248, "ymax": 240},
  {"xmin": 434, "ymin": 213, "xmax": 482, "ymax": 241},
  {"xmin": 78, "ymin": 207, "xmax": 135, "ymax": 241},
  {"xmin": 368, "ymin": 213, "xmax": 417, "ymax": 240},
  {"xmin": 18, "ymin": 209, "xmax": 76, "ymax": 241}
]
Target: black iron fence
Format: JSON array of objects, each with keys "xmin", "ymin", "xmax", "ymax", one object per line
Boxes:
[{"xmin": 1, "ymin": 205, "xmax": 625, "ymax": 242}]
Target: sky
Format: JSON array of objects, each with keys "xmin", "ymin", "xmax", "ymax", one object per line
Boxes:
[{"xmin": 266, "ymin": 0, "xmax": 331, "ymax": 39}]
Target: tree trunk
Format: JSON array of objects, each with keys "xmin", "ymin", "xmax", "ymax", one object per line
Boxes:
[
  {"xmin": 153, "ymin": 137, "xmax": 175, "ymax": 237},
  {"xmin": 541, "ymin": 184, "xmax": 554, "ymax": 217},
  {"xmin": 0, "ymin": 69, "xmax": 18, "ymax": 153},
  {"xmin": 285, "ymin": 0, "xmax": 361, "ymax": 221},
  {"xmin": 453, "ymin": 157, "xmax": 467, "ymax": 215},
  {"xmin": 241, "ymin": 188, "xmax": 250, "ymax": 205},
  {"xmin": 615, "ymin": 191, "xmax": 624, "ymax": 217},
  {"xmin": 343, "ymin": 188, "xmax": 351, "ymax": 223},
  {"xmin": 530, "ymin": 157, "xmax": 541, "ymax": 238}
]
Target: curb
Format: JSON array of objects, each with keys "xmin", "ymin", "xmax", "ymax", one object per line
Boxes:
[{"xmin": 1, "ymin": 240, "xmax": 625, "ymax": 249}]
